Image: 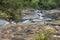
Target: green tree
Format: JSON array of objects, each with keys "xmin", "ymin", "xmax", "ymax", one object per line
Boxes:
[
  {"xmin": 0, "ymin": 0, "xmax": 60, "ymax": 22},
  {"xmin": 0, "ymin": 0, "xmax": 23, "ymax": 22}
]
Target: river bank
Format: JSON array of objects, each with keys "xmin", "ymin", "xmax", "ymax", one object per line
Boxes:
[{"xmin": 0, "ymin": 23, "xmax": 60, "ymax": 40}]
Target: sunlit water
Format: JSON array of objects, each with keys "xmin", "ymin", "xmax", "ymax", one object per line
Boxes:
[{"xmin": 0, "ymin": 19, "xmax": 9, "ymax": 27}]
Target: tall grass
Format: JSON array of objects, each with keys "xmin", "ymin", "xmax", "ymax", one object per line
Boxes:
[{"xmin": 33, "ymin": 30, "xmax": 56, "ymax": 40}]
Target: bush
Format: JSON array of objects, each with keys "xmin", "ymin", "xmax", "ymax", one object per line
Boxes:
[{"xmin": 33, "ymin": 30, "xmax": 56, "ymax": 40}]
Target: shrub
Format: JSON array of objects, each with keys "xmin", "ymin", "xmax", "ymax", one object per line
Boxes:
[{"xmin": 33, "ymin": 30, "xmax": 56, "ymax": 40}]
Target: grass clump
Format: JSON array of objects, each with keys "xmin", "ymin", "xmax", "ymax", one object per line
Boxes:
[{"xmin": 33, "ymin": 30, "xmax": 56, "ymax": 40}]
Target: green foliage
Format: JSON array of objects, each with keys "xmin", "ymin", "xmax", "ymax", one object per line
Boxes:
[
  {"xmin": 0, "ymin": 0, "xmax": 60, "ymax": 22},
  {"xmin": 33, "ymin": 30, "xmax": 56, "ymax": 40},
  {"xmin": 0, "ymin": 0, "xmax": 23, "ymax": 22},
  {"xmin": 38, "ymin": 0, "xmax": 58, "ymax": 9}
]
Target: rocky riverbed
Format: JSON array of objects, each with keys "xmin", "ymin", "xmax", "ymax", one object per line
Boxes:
[{"xmin": 0, "ymin": 23, "xmax": 60, "ymax": 40}]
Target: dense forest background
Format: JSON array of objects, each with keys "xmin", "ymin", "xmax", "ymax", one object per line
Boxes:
[{"xmin": 0, "ymin": 0, "xmax": 60, "ymax": 22}]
